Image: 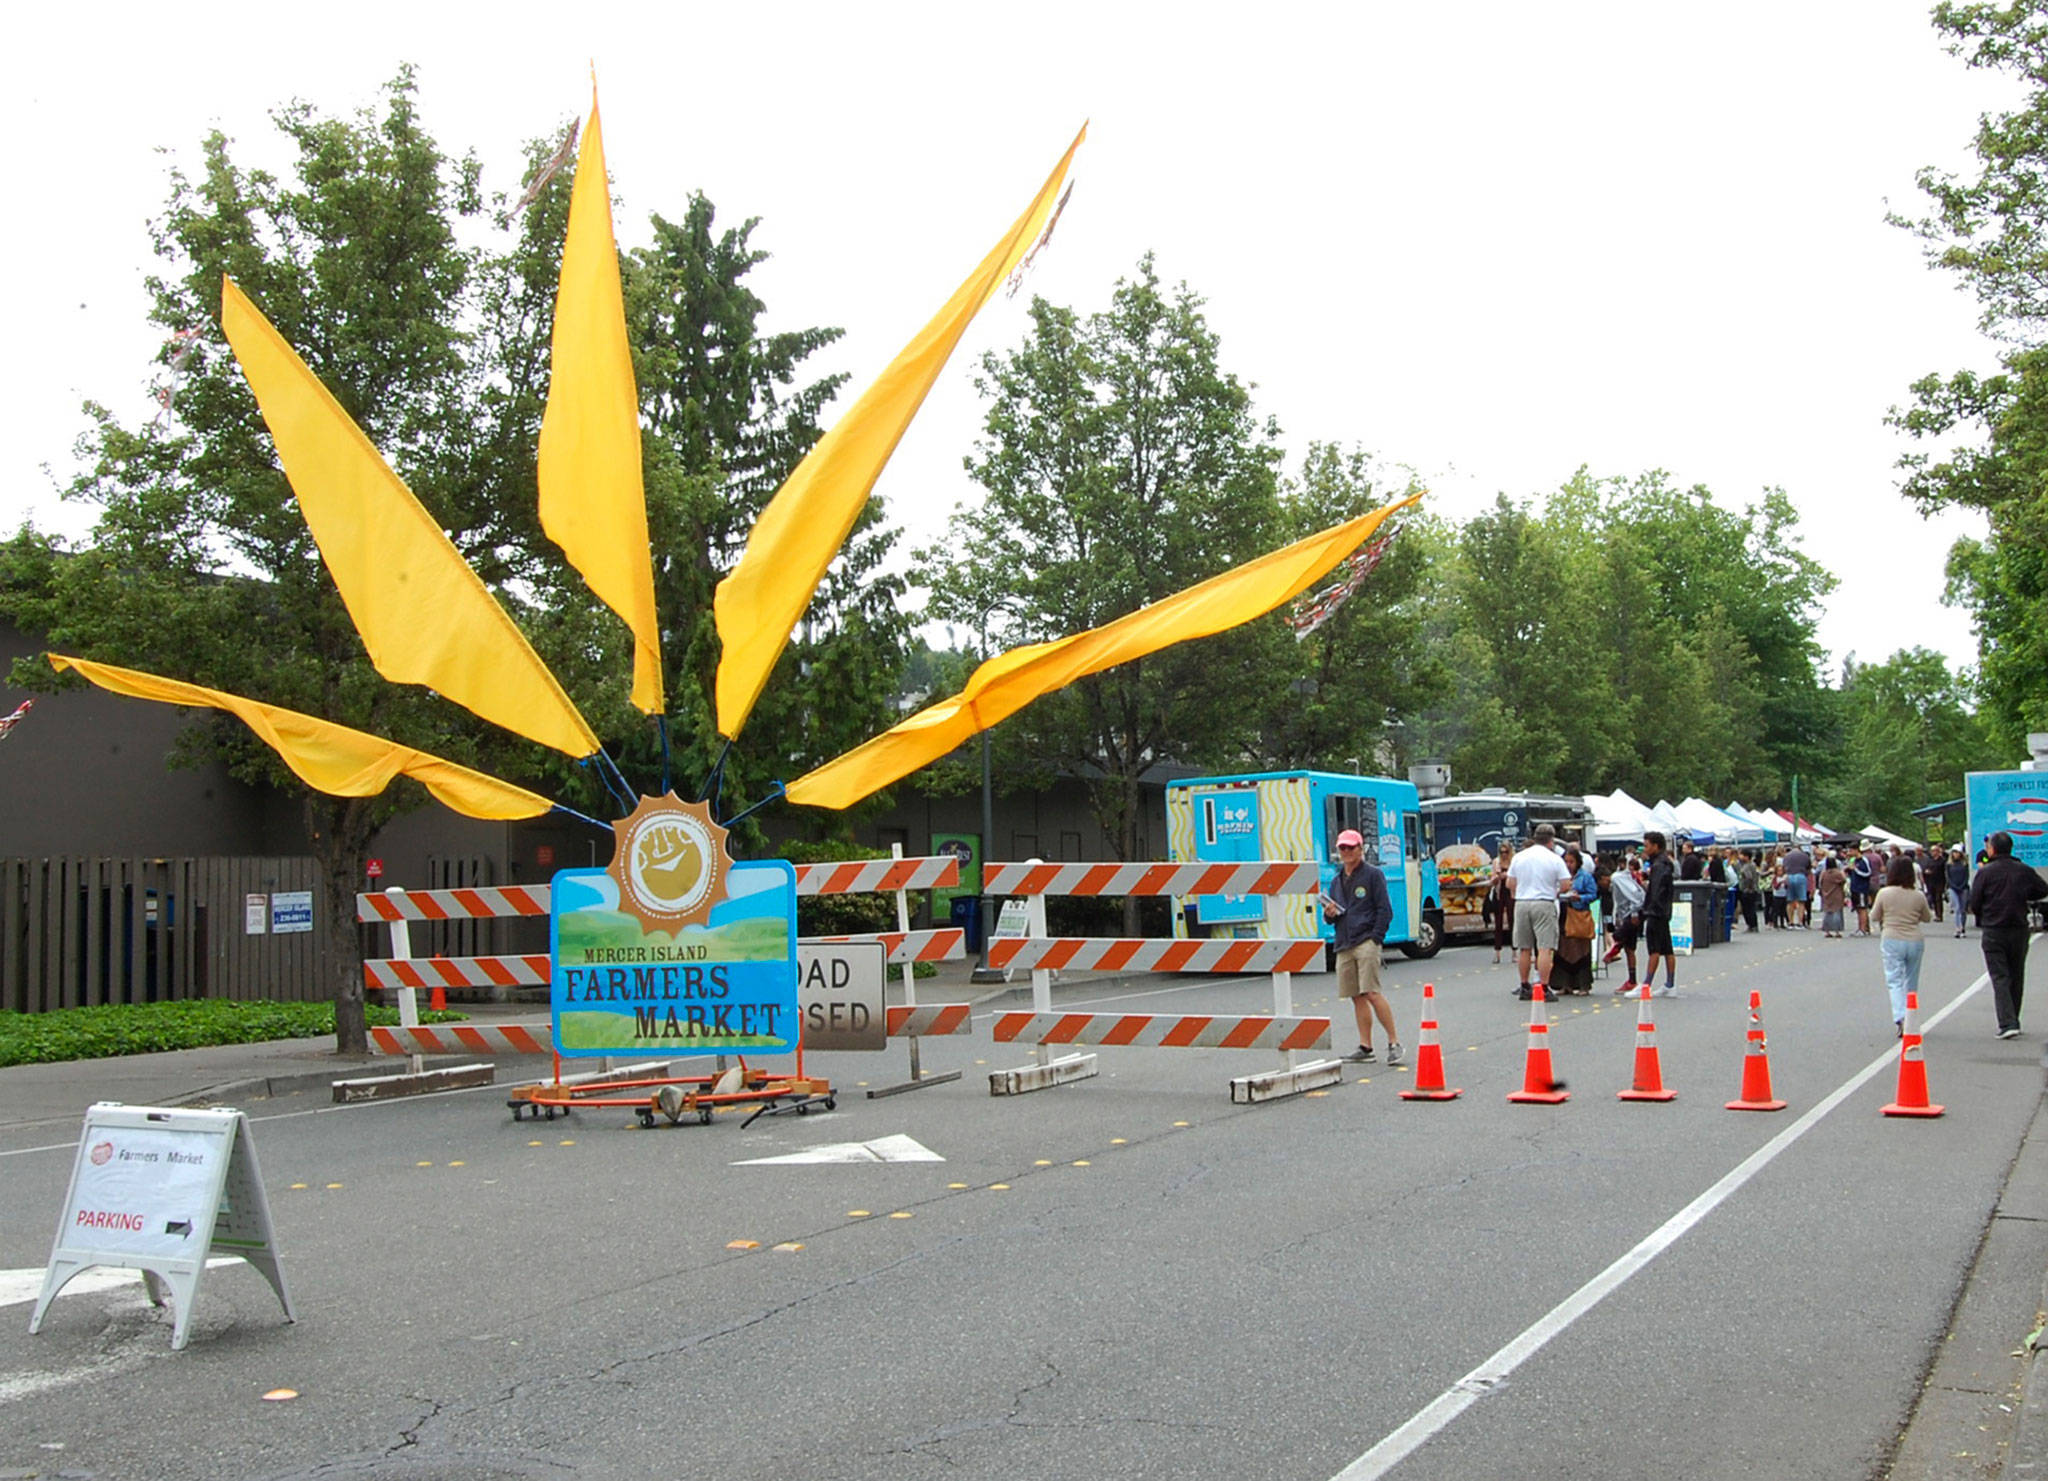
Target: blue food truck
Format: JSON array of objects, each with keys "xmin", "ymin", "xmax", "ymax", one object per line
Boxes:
[{"xmin": 1164, "ymin": 769, "xmax": 1443, "ymax": 959}]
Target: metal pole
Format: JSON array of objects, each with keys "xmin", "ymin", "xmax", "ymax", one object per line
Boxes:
[{"xmin": 979, "ymin": 729, "xmax": 993, "ymax": 970}]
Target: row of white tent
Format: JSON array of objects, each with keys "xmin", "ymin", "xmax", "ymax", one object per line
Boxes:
[{"xmin": 1581, "ymin": 790, "xmax": 1919, "ymax": 852}]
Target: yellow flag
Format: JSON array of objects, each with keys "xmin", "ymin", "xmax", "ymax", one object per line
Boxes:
[
  {"xmin": 537, "ymin": 91, "xmax": 663, "ymax": 714},
  {"xmin": 786, "ymin": 494, "xmax": 1422, "ymax": 810},
  {"xmin": 48, "ymin": 655, "xmax": 554, "ymax": 820},
  {"xmin": 714, "ymin": 124, "xmax": 1088, "ymax": 741},
  {"xmin": 220, "ymin": 277, "xmax": 602, "ymax": 759}
]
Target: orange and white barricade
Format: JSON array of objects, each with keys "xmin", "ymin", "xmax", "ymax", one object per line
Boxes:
[{"xmin": 978, "ymin": 859, "xmax": 1337, "ymax": 1101}]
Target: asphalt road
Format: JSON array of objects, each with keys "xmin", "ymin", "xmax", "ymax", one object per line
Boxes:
[{"xmin": 0, "ymin": 928, "xmax": 2040, "ymax": 1481}]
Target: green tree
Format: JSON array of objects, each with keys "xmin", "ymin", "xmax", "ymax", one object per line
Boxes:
[
  {"xmin": 1809, "ymin": 648, "xmax": 2004, "ymax": 831},
  {"xmin": 920, "ymin": 257, "xmax": 1284, "ymax": 927},
  {"xmin": 1238, "ymin": 444, "xmax": 1441, "ymax": 772},
  {"xmin": 0, "ymin": 73, "xmax": 506, "ymax": 1053},
  {"xmin": 1890, "ymin": 3, "xmax": 2048, "ymax": 753}
]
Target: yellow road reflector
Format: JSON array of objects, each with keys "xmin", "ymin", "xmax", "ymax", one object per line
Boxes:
[
  {"xmin": 1072, "ymin": 1160, "xmax": 1091, "ymax": 1167},
  {"xmin": 889, "ymin": 1211, "xmax": 913, "ymax": 1220},
  {"xmin": 726, "ymin": 1239, "xmax": 760, "ymax": 1251},
  {"xmin": 1172, "ymin": 1121, "xmax": 1190, "ymax": 1128},
  {"xmin": 325, "ymin": 1183, "xmax": 343, "ymax": 1190},
  {"xmin": 1110, "ymin": 1138, "xmax": 1128, "ymax": 1145},
  {"xmin": 849, "ymin": 1210, "xmax": 872, "ymax": 1218},
  {"xmin": 773, "ymin": 1242, "xmax": 805, "ymax": 1253},
  {"xmin": 988, "ymin": 1183, "xmax": 1011, "ymax": 1191},
  {"xmin": 448, "ymin": 1161, "xmax": 465, "ymax": 1168},
  {"xmin": 1305, "ymin": 1090, "xmax": 1330, "ymax": 1098},
  {"xmin": 558, "ymin": 1140, "xmax": 575, "ymax": 1146},
  {"xmin": 261, "ymin": 1389, "xmax": 299, "ymax": 1402},
  {"xmin": 289, "ymin": 1183, "xmax": 307, "ymax": 1190},
  {"xmin": 416, "ymin": 1161, "xmax": 432, "ymax": 1168},
  {"xmin": 528, "ymin": 1140, "xmax": 543, "ymax": 1146},
  {"xmin": 1033, "ymin": 1159, "xmax": 1052, "ymax": 1166},
  {"xmin": 947, "ymin": 1182, "xmax": 969, "ymax": 1189}
]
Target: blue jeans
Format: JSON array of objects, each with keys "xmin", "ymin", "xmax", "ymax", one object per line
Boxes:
[{"xmin": 1881, "ymin": 937, "xmax": 1924, "ymax": 1023}]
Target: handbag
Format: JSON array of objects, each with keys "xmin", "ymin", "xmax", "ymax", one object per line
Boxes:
[{"xmin": 1564, "ymin": 905, "xmax": 1596, "ymax": 940}]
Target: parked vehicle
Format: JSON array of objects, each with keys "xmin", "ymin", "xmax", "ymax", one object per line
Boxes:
[
  {"xmin": 1165, "ymin": 769, "xmax": 1443, "ymax": 959},
  {"xmin": 1420, "ymin": 792, "xmax": 1594, "ymax": 940}
]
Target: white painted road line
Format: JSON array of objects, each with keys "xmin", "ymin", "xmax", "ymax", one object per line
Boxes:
[
  {"xmin": 734, "ymin": 1133, "xmax": 944, "ymax": 1166},
  {"xmin": 0, "ymin": 1258, "xmax": 243, "ymax": 1310},
  {"xmin": 1331, "ymin": 970, "xmax": 1990, "ymax": 1481}
]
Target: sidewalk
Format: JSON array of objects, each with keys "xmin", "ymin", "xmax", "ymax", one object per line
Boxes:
[{"xmin": 0, "ymin": 955, "xmax": 1112, "ymax": 1136}]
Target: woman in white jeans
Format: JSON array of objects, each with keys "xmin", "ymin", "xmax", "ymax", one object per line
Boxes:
[{"xmin": 1871, "ymin": 857, "xmax": 1933, "ymax": 1035}]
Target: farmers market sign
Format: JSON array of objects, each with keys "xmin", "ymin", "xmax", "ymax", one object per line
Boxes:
[{"xmin": 549, "ymin": 794, "xmax": 798, "ymax": 1057}]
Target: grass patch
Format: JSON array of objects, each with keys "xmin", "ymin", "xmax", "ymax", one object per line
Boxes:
[{"xmin": 0, "ymin": 1000, "xmax": 469, "ymax": 1068}]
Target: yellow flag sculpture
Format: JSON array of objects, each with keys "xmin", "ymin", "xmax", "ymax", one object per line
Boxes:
[
  {"xmin": 49, "ymin": 656, "xmax": 553, "ymax": 820},
  {"xmin": 537, "ymin": 91, "xmax": 663, "ymax": 714},
  {"xmin": 786, "ymin": 494, "xmax": 1422, "ymax": 810},
  {"xmin": 713, "ymin": 124, "xmax": 1088, "ymax": 742},
  {"xmin": 220, "ymin": 278, "xmax": 603, "ymax": 760}
]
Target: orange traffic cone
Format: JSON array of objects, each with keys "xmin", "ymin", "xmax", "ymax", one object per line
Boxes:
[
  {"xmin": 1882, "ymin": 991, "xmax": 1944, "ymax": 1118},
  {"xmin": 429, "ymin": 985, "xmax": 447, "ymax": 1013},
  {"xmin": 1616, "ymin": 981, "xmax": 1677, "ymax": 1102},
  {"xmin": 1507, "ymin": 983, "xmax": 1570, "ymax": 1103},
  {"xmin": 1725, "ymin": 989, "xmax": 1787, "ymax": 1111},
  {"xmin": 1400, "ymin": 982, "xmax": 1463, "ymax": 1101}
]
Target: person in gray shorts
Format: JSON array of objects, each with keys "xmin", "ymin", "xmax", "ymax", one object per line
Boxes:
[{"xmin": 1506, "ymin": 823, "xmax": 1571, "ymax": 1000}]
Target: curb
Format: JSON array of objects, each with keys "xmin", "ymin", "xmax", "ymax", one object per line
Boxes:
[{"xmin": 2008, "ymin": 1046, "xmax": 2048, "ymax": 1479}]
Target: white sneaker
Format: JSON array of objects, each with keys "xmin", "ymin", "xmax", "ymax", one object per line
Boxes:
[{"xmin": 1387, "ymin": 1042, "xmax": 1404, "ymax": 1066}]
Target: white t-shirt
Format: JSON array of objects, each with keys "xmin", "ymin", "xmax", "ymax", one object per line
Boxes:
[{"xmin": 1506, "ymin": 844, "xmax": 1571, "ymax": 904}]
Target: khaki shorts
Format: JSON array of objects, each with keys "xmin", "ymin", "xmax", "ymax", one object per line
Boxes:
[
  {"xmin": 1512, "ymin": 899, "xmax": 1560, "ymax": 951},
  {"xmin": 1335, "ymin": 940, "xmax": 1383, "ymax": 998}
]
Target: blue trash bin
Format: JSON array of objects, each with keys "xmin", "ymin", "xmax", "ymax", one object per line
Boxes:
[{"xmin": 949, "ymin": 895, "xmax": 984, "ymax": 954}]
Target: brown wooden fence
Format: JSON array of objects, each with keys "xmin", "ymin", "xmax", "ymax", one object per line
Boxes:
[
  {"xmin": 2, "ymin": 856, "xmax": 329, "ymax": 1011},
  {"xmin": 2, "ymin": 854, "xmax": 521, "ymax": 1012}
]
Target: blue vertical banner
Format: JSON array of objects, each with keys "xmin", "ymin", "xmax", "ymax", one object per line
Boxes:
[{"xmin": 1966, "ymin": 770, "xmax": 2048, "ymax": 873}]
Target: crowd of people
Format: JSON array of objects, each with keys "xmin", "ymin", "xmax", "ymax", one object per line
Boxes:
[{"xmin": 1469, "ymin": 828, "xmax": 2047, "ymax": 1041}]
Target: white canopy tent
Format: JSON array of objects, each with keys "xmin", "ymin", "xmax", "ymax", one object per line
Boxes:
[
  {"xmin": 1859, "ymin": 822, "xmax": 1920, "ymax": 851},
  {"xmin": 1584, "ymin": 791, "xmax": 1648, "ymax": 846},
  {"xmin": 1652, "ymin": 799, "xmax": 1717, "ymax": 849},
  {"xmin": 1676, "ymin": 797, "xmax": 1767, "ymax": 845},
  {"xmin": 1727, "ymin": 803, "xmax": 1792, "ymax": 840}
]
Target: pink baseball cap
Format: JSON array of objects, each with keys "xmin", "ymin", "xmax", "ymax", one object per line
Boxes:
[{"xmin": 1336, "ymin": 829, "xmax": 1365, "ymax": 848}]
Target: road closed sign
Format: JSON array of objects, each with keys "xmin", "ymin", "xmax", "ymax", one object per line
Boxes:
[{"xmin": 797, "ymin": 941, "xmax": 886, "ymax": 1051}]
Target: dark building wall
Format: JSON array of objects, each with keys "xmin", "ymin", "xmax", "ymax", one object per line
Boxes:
[{"xmin": 2, "ymin": 621, "xmax": 278, "ymax": 857}]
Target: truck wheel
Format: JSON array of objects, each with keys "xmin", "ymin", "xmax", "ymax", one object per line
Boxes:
[{"xmin": 1400, "ymin": 910, "xmax": 1444, "ymax": 959}]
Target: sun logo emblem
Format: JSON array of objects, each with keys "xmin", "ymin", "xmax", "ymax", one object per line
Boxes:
[{"xmin": 608, "ymin": 794, "xmax": 731, "ymax": 934}]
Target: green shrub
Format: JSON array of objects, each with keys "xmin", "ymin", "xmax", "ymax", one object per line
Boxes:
[{"xmin": 0, "ymin": 1000, "xmax": 467, "ymax": 1068}]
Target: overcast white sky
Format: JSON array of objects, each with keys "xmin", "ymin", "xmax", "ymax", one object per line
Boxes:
[{"xmin": 2, "ymin": 1, "xmax": 2016, "ymax": 680}]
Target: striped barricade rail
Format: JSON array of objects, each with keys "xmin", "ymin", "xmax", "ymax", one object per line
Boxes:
[
  {"xmin": 887, "ymin": 1004, "xmax": 973, "ymax": 1037},
  {"xmin": 981, "ymin": 858, "xmax": 1336, "ymax": 1101},
  {"xmin": 987, "ymin": 936, "xmax": 1324, "ymax": 975},
  {"xmin": 794, "ymin": 856, "xmax": 960, "ymax": 896},
  {"xmin": 368, "ymin": 1022, "xmax": 554, "ymax": 1056},
  {"xmin": 356, "ymin": 885, "xmax": 551, "ymax": 921},
  {"xmin": 364, "ymin": 955, "xmax": 551, "ymax": 991},
  {"xmin": 802, "ymin": 927, "xmax": 966, "ymax": 966},
  {"xmin": 983, "ymin": 860, "xmax": 1317, "ymax": 898},
  {"xmin": 994, "ymin": 1011, "xmax": 1330, "ymax": 1053}
]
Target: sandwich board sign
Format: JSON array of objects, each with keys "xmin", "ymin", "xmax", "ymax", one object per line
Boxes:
[{"xmin": 29, "ymin": 1103, "xmax": 294, "ymax": 1350}]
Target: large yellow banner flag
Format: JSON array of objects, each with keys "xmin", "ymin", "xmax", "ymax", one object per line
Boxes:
[
  {"xmin": 537, "ymin": 92, "xmax": 663, "ymax": 714},
  {"xmin": 49, "ymin": 655, "xmax": 554, "ymax": 820},
  {"xmin": 221, "ymin": 277, "xmax": 602, "ymax": 759},
  {"xmin": 786, "ymin": 494, "xmax": 1422, "ymax": 810},
  {"xmin": 714, "ymin": 124, "xmax": 1088, "ymax": 741}
]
